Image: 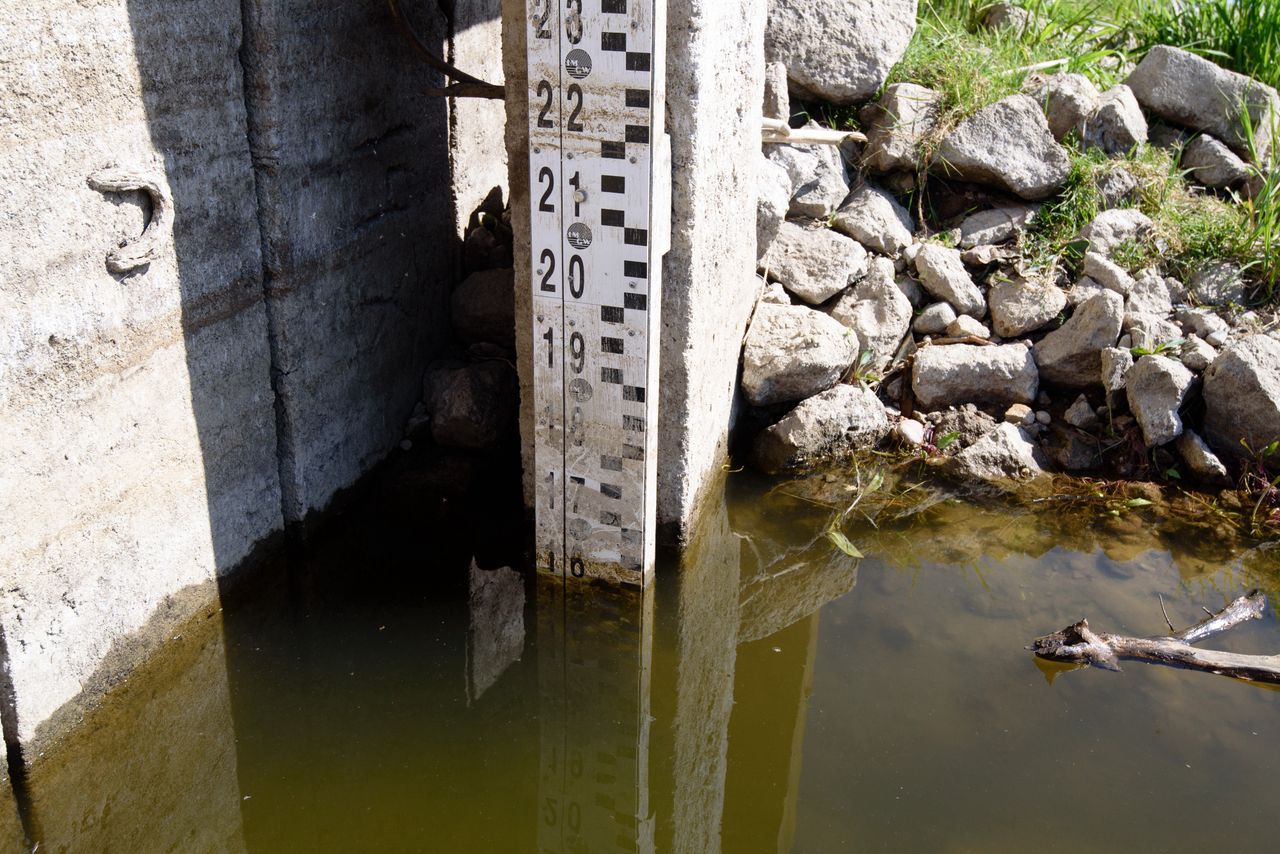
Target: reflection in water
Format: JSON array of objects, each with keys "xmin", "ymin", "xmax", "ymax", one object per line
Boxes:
[{"xmin": 14, "ymin": 462, "xmax": 1280, "ymax": 852}]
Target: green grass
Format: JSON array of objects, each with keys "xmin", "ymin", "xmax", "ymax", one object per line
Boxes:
[{"xmin": 1131, "ymin": 0, "xmax": 1280, "ymax": 91}]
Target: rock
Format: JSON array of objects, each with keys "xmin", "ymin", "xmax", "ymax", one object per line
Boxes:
[
  {"xmin": 1082, "ymin": 251, "xmax": 1135, "ymax": 296},
  {"xmin": 1126, "ymin": 355, "xmax": 1194, "ymax": 446},
  {"xmin": 427, "ymin": 360, "xmax": 518, "ymax": 450},
  {"xmin": 757, "ymin": 157, "xmax": 793, "ymax": 263},
  {"xmin": 1064, "ymin": 393, "xmax": 1099, "ymax": 429},
  {"xmin": 924, "ymin": 406, "xmax": 999, "ymax": 453},
  {"xmin": 945, "ymin": 422, "xmax": 1049, "ymax": 485},
  {"xmin": 981, "ymin": 3, "xmax": 1038, "ymax": 33},
  {"xmin": 912, "ymin": 344, "xmax": 1039, "ymax": 410},
  {"xmin": 1126, "ymin": 45, "xmax": 1280, "ymax": 161},
  {"xmin": 1085, "ymin": 85, "xmax": 1147, "ymax": 155},
  {"xmin": 913, "ymin": 301, "xmax": 957, "ymax": 335},
  {"xmin": 1182, "ymin": 134, "xmax": 1251, "ymax": 189},
  {"xmin": 1005, "ymin": 403, "xmax": 1034, "ymax": 425},
  {"xmin": 1035, "ymin": 291, "xmax": 1125, "ymax": 386},
  {"xmin": 1066, "ymin": 276, "xmax": 1109, "ymax": 307},
  {"xmin": 987, "ymin": 277, "xmax": 1067, "ymax": 337},
  {"xmin": 828, "ymin": 257, "xmax": 913, "ymax": 370},
  {"xmin": 751, "ymin": 383, "xmax": 891, "ymax": 473},
  {"xmin": 1176, "ymin": 306, "xmax": 1231, "ymax": 341},
  {"xmin": 765, "ymin": 221, "xmax": 869, "ymax": 305},
  {"xmin": 1175, "ymin": 429, "xmax": 1231, "ymax": 485},
  {"xmin": 1165, "ymin": 276, "xmax": 1189, "ymax": 304},
  {"xmin": 765, "ymin": 134, "xmax": 850, "ymax": 219},
  {"xmin": 1096, "ymin": 167, "xmax": 1140, "ymax": 209},
  {"xmin": 933, "ymin": 94, "xmax": 1072, "ymax": 200},
  {"xmin": 760, "ymin": 280, "xmax": 792, "ymax": 305},
  {"xmin": 895, "ymin": 417, "xmax": 927, "ymax": 446},
  {"xmin": 1035, "ymin": 409, "xmax": 1052, "ymax": 425},
  {"xmin": 895, "ymin": 274, "xmax": 926, "ymax": 308},
  {"xmin": 763, "ymin": 61, "xmax": 790, "ymax": 122},
  {"xmin": 1202, "ymin": 335, "xmax": 1280, "ymax": 457},
  {"xmin": 1044, "ymin": 423, "xmax": 1100, "ymax": 471},
  {"xmin": 1076, "ymin": 208, "xmax": 1154, "ymax": 256},
  {"xmin": 862, "ymin": 83, "xmax": 942, "ymax": 173},
  {"xmin": 1189, "ymin": 261, "xmax": 1247, "ymax": 306},
  {"xmin": 961, "ymin": 244, "xmax": 1015, "ymax": 266},
  {"xmin": 914, "ymin": 244, "xmax": 986, "ymax": 317},
  {"xmin": 452, "ymin": 268, "xmax": 515, "ymax": 345},
  {"xmin": 1101, "ymin": 346, "xmax": 1134, "ymax": 407},
  {"xmin": 1124, "ymin": 312, "xmax": 1183, "ymax": 352},
  {"xmin": 946, "ymin": 315, "xmax": 990, "ymax": 338},
  {"xmin": 831, "ymin": 183, "xmax": 915, "ymax": 256},
  {"xmin": 958, "ymin": 205, "xmax": 1038, "ymax": 248},
  {"xmin": 1025, "ymin": 72, "xmax": 1101, "ymax": 142},
  {"xmin": 765, "ymin": 0, "xmax": 918, "ymax": 105},
  {"xmin": 1149, "ymin": 122, "xmax": 1190, "ymax": 151},
  {"xmin": 1126, "ymin": 270, "xmax": 1173, "ymax": 317},
  {"xmin": 741, "ymin": 303, "xmax": 859, "ymax": 406}
]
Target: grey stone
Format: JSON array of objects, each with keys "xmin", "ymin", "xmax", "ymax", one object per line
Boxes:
[
  {"xmin": 1082, "ymin": 251, "xmax": 1135, "ymax": 296},
  {"xmin": 896, "ymin": 274, "xmax": 927, "ymax": 308},
  {"xmin": 1124, "ymin": 312, "xmax": 1183, "ymax": 352},
  {"xmin": 982, "ymin": 3, "xmax": 1038, "ymax": 32},
  {"xmin": 1005, "ymin": 403, "xmax": 1035, "ymax": 425},
  {"xmin": 831, "ymin": 183, "xmax": 916, "ymax": 256},
  {"xmin": 961, "ymin": 244, "xmax": 1016, "ymax": 266},
  {"xmin": 1126, "ymin": 270, "xmax": 1173, "ymax": 318},
  {"xmin": 946, "ymin": 422, "xmax": 1049, "ymax": 485},
  {"xmin": 763, "ymin": 60, "xmax": 791, "ymax": 121},
  {"xmin": 827, "ymin": 257, "xmax": 913, "ymax": 369},
  {"xmin": 1176, "ymin": 429, "xmax": 1232, "ymax": 484},
  {"xmin": 467, "ymin": 562, "xmax": 525, "ymax": 702},
  {"xmin": 1149, "ymin": 122, "xmax": 1191, "ymax": 151},
  {"xmin": 913, "ymin": 301, "xmax": 958, "ymax": 335},
  {"xmin": 1085, "ymin": 85, "xmax": 1148, "ymax": 155},
  {"xmin": 862, "ymin": 82, "xmax": 942, "ymax": 173},
  {"xmin": 1095, "ymin": 167, "xmax": 1140, "ymax": 209},
  {"xmin": 427, "ymin": 360, "xmax": 518, "ymax": 450},
  {"xmin": 1203, "ymin": 335, "xmax": 1280, "ymax": 457},
  {"xmin": 1025, "ymin": 72, "xmax": 1101, "ymax": 142},
  {"xmin": 765, "ymin": 0, "xmax": 918, "ymax": 104},
  {"xmin": 741, "ymin": 303, "xmax": 859, "ymax": 407},
  {"xmin": 1076, "ymin": 208, "xmax": 1154, "ymax": 256},
  {"xmin": 757, "ymin": 157, "xmax": 794, "ymax": 263},
  {"xmin": 895, "ymin": 417, "xmax": 928, "ymax": 446},
  {"xmin": 946, "ymin": 315, "xmax": 991, "ymax": 338},
  {"xmin": 1180, "ymin": 335, "xmax": 1218, "ymax": 372},
  {"xmin": 1064, "ymin": 393, "xmax": 1099, "ymax": 429},
  {"xmin": 924, "ymin": 406, "xmax": 999, "ymax": 452},
  {"xmin": 453, "ymin": 268, "xmax": 515, "ymax": 344},
  {"xmin": 933, "ymin": 95, "xmax": 1073, "ymax": 200},
  {"xmin": 1176, "ymin": 307, "xmax": 1231, "ymax": 341},
  {"xmin": 765, "ymin": 221, "xmax": 869, "ymax": 305},
  {"xmin": 987, "ymin": 277, "xmax": 1067, "ymax": 337},
  {"xmin": 1182, "ymin": 134, "xmax": 1251, "ymax": 189},
  {"xmin": 1035, "ymin": 291, "xmax": 1126, "ymax": 386},
  {"xmin": 760, "ymin": 280, "xmax": 793, "ymax": 305},
  {"xmin": 1101, "ymin": 346, "xmax": 1135, "ymax": 407},
  {"xmin": 765, "ymin": 134, "xmax": 850, "ymax": 219},
  {"xmin": 1035, "ymin": 409, "xmax": 1053, "ymax": 425},
  {"xmin": 915, "ymin": 244, "xmax": 987, "ymax": 317},
  {"xmin": 958, "ymin": 205, "xmax": 1038, "ymax": 249},
  {"xmin": 1190, "ymin": 261, "xmax": 1248, "ymax": 305},
  {"xmin": 751, "ymin": 384, "xmax": 891, "ymax": 473},
  {"xmin": 1127, "ymin": 355, "xmax": 1195, "ymax": 446},
  {"xmin": 1044, "ymin": 423, "xmax": 1100, "ymax": 470},
  {"xmin": 1126, "ymin": 45, "xmax": 1280, "ymax": 161},
  {"xmin": 912, "ymin": 344, "xmax": 1039, "ymax": 410},
  {"xmin": 1066, "ymin": 276, "xmax": 1109, "ymax": 307}
]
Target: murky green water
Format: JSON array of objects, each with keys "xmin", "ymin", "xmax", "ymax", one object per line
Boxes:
[{"xmin": 16, "ymin": 456, "xmax": 1280, "ymax": 853}]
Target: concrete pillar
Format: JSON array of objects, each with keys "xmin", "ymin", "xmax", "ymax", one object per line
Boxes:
[
  {"xmin": 503, "ymin": 1, "xmax": 766, "ymax": 544},
  {"xmin": 451, "ymin": 0, "xmax": 510, "ymax": 236}
]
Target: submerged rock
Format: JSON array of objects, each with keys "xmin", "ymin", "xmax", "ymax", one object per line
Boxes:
[
  {"xmin": 741, "ymin": 303, "xmax": 859, "ymax": 407},
  {"xmin": 932, "ymin": 94, "xmax": 1072, "ymax": 200},
  {"xmin": 945, "ymin": 422, "xmax": 1049, "ymax": 486},
  {"xmin": 765, "ymin": 0, "xmax": 918, "ymax": 104},
  {"xmin": 427, "ymin": 360, "xmax": 518, "ymax": 450},
  {"xmin": 751, "ymin": 384, "xmax": 891, "ymax": 473},
  {"xmin": 912, "ymin": 343, "xmax": 1039, "ymax": 410}
]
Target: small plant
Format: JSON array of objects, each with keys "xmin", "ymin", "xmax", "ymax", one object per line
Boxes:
[
  {"xmin": 1239, "ymin": 438, "xmax": 1280, "ymax": 533},
  {"xmin": 1130, "ymin": 337, "xmax": 1187, "ymax": 357},
  {"xmin": 824, "ymin": 465, "xmax": 885, "ymax": 558}
]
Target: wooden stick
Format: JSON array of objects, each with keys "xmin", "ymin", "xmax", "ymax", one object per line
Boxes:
[
  {"xmin": 762, "ymin": 118, "xmax": 868, "ymax": 146},
  {"xmin": 1030, "ymin": 591, "xmax": 1280, "ymax": 684}
]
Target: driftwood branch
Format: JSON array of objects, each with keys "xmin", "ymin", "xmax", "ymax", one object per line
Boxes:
[
  {"xmin": 762, "ymin": 117, "xmax": 868, "ymax": 146},
  {"xmin": 388, "ymin": 0, "xmax": 506, "ymax": 99},
  {"xmin": 1030, "ymin": 590, "xmax": 1280, "ymax": 684}
]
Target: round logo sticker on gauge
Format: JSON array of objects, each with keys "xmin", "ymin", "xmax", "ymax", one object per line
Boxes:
[
  {"xmin": 569, "ymin": 378, "xmax": 594, "ymax": 402},
  {"xmin": 567, "ymin": 223, "xmax": 593, "ymax": 250},
  {"xmin": 565, "ymin": 49, "xmax": 593, "ymax": 79}
]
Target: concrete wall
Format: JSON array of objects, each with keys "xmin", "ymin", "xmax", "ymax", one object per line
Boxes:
[
  {"xmin": 503, "ymin": 1, "xmax": 766, "ymax": 542},
  {"xmin": 0, "ymin": 0, "xmax": 498, "ymax": 753}
]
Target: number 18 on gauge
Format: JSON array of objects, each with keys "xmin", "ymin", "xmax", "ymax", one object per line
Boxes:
[{"xmin": 526, "ymin": 0, "xmax": 669, "ymax": 587}]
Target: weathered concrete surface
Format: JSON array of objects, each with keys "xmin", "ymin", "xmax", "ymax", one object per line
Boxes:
[
  {"xmin": 452, "ymin": 0, "xmax": 509, "ymax": 234},
  {"xmin": 0, "ymin": 0, "xmax": 282, "ymax": 750},
  {"xmin": 505, "ymin": 0, "xmax": 767, "ymax": 542},
  {"xmin": 241, "ymin": 0, "xmax": 455, "ymax": 521}
]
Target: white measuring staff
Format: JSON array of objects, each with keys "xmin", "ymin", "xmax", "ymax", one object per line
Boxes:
[{"xmin": 526, "ymin": 0, "xmax": 670, "ymax": 586}]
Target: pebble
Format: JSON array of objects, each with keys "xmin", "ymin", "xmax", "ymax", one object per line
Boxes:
[
  {"xmin": 1035, "ymin": 410, "xmax": 1052, "ymax": 425},
  {"xmin": 1004, "ymin": 403, "xmax": 1034, "ymax": 426}
]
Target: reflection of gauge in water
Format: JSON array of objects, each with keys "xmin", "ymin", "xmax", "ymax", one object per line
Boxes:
[
  {"xmin": 565, "ymin": 49, "xmax": 592, "ymax": 79},
  {"xmin": 568, "ymin": 517, "xmax": 590, "ymax": 541},
  {"xmin": 567, "ymin": 223, "xmax": 593, "ymax": 250},
  {"xmin": 569, "ymin": 378, "xmax": 593, "ymax": 402}
]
